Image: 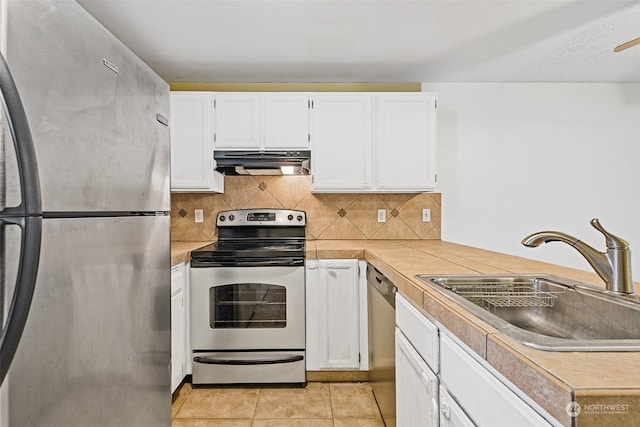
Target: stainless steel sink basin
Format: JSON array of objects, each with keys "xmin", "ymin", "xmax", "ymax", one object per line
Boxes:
[{"xmin": 415, "ymin": 274, "xmax": 640, "ymax": 351}]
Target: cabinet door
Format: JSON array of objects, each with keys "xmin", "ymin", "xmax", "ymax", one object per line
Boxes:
[
  {"xmin": 439, "ymin": 386, "xmax": 476, "ymax": 427},
  {"xmin": 375, "ymin": 94, "xmax": 437, "ymax": 191},
  {"xmin": 311, "ymin": 95, "xmax": 373, "ymax": 192},
  {"xmin": 306, "ymin": 259, "xmax": 360, "ymax": 369},
  {"xmin": 213, "ymin": 93, "xmax": 261, "ymax": 149},
  {"xmin": 171, "ymin": 263, "xmax": 186, "ymax": 392},
  {"xmin": 170, "ymin": 92, "xmax": 222, "ymax": 191},
  {"xmin": 264, "ymin": 94, "xmax": 310, "ymax": 149},
  {"xmin": 395, "ymin": 329, "xmax": 439, "ymax": 427}
]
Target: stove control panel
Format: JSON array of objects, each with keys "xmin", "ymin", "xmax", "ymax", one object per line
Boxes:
[
  {"xmin": 247, "ymin": 212, "xmax": 276, "ymax": 222},
  {"xmin": 217, "ymin": 209, "xmax": 306, "ymax": 227}
]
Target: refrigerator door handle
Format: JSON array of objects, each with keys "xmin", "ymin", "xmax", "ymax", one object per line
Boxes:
[
  {"xmin": 0, "ymin": 215, "xmax": 42, "ymax": 385},
  {"xmin": 0, "ymin": 52, "xmax": 42, "ymax": 216},
  {"xmin": 0, "ymin": 51, "xmax": 43, "ymax": 385}
]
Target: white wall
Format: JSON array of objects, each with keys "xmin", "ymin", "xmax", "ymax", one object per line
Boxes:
[{"xmin": 422, "ymin": 82, "xmax": 640, "ymax": 280}]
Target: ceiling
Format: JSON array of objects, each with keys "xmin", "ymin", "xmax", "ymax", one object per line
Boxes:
[{"xmin": 76, "ymin": 0, "xmax": 640, "ymax": 83}]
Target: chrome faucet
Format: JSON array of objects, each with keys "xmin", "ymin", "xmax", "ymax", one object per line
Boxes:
[{"xmin": 521, "ymin": 218, "xmax": 634, "ymax": 294}]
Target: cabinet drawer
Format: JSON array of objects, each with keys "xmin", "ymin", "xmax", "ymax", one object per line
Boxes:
[
  {"xmin": 440, "ymin": 334, "xmax": 552, "ymax": 427},
  {"xmin": 171, "ymin": 263, "xmax": 185, "ymax": 293},
  {"xmin": 396, "ymin": 293, "xmax": 439, "ymax": 373}
]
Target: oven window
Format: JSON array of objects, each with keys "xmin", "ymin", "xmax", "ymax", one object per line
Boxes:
[{"xmin": 210, "ymin": 283, "xmax": 286, "ymax": 328}]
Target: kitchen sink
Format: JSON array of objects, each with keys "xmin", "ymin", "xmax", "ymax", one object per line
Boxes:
[{"xmin": 415, "ymin": 274, "xmax": 640, "ymax": 351}]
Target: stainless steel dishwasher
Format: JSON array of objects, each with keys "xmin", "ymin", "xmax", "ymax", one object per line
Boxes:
[{"xmin": 367, "ymin": 264, "xmax": 397, "ymax": 427}]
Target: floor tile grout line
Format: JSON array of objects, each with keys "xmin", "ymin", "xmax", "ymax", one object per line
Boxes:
[
  {"xmin": 328, "ymin": 383, "xmax": 336, "ymax": 427},
  {"xmin": 249, "ymin": 388, "xmax": 258, "ymax": 426}
]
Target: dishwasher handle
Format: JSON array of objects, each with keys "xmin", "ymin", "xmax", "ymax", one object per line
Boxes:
[{"xmin": 367, "ymin": 265, "xmax": 397, "ymax": 307}]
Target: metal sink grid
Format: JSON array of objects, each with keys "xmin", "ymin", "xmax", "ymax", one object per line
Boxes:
[{"xmin": 416, "ymin": 274, "xmax": 640, "ymax": 352}]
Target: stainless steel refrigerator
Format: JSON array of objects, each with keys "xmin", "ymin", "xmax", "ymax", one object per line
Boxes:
[{"xmin": 0, "ymin": 1, "xmax": 171, "ymax": 426}]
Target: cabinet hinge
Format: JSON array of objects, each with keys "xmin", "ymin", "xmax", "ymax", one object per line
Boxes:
[
  {"xmin": 434, "ymin": 99, "xmax": 437, "ymax": 109},
  {"xmin": 358, "ymin": 353, "xmax": 361, "ymax": 363},
  {"xmin": 213, "ymin": 99, "xmax": 216, "ymax": 108},
  {"xmin": 308, "ymin": 100, "xmax": 311, "ymax": 109},
  {"xmin": 308, "ymin": 133, "xmax": 310, "ymax": 142},
  {"xmin": 214, "ymin": 133, "xmax": 216, "ymax": 142},
  {"xmin": 435, "ymin": 174, "xmax": 438, "ymax": 182},
  {"xmin": 311, "ymin": 100, "xmax": 314, "ymax": 108}
]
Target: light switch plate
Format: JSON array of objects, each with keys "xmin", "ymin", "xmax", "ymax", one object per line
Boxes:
[
  {"xmin": 378, "ymin": 209, "xmax": 386, "ymax": 223},
  {"xmin": 422, "ymin": 208, "xmax": 431, "ymax": 222},
  {"xmin": 195, "ymin": 209, "xmax": 204, "ymax": 223}
]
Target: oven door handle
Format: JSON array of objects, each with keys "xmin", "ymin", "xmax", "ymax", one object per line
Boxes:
[{"xmin": 193, "ymin": 355, "xmax": 304, "ymax": 366}]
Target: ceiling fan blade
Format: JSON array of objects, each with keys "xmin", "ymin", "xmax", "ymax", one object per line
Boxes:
[{"xmin": 614, "ymin": 37, "xmax": 640, "ymax": 52}]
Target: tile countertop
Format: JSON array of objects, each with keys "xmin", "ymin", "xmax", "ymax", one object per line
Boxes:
[
  {"xmin": 171, "ymin": 241, "xmax": 211, "ymax": 266},
  {"xmin": 309, "ymin": 239, "xmax": 640, "ymax": 427},
  {"xmin": 173, "ymin": 239, "xmax": 640, "ymax": 426}
]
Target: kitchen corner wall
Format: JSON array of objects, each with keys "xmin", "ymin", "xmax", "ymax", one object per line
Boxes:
[{"xmin": 171, "ymin": 175, "xmax": 441, "ymax": 241}]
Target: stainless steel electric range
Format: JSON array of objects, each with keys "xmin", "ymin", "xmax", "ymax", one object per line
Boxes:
[{"xmin": 189, "ymin": 208, "xmax": 306, "ymax": 385}]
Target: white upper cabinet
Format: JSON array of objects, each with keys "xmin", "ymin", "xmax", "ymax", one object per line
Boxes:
[
  {"xmin": 264, "ymin": 94, "xmax": 310, "ymax": 148},
  {"xmin": 213, "ymin": 93, "xmax": 261, "ymax": 149},
  {"xmin": 310, "ymin": 95, "xmax": 374, "ymax": 191},
  {"xmin": 170, "ymin": 92, "xmax": 224, "ymax": 192},
  {"xmin": 213, "ymin": 93, "xmax": 310, "ymax": 150},
  {"xmin": 310, "ymin": 92, "xmax": 436, "ymax": 193},
  {"xmin": 375, "ymin": 94, "xmax": 437, "ymax": 191}
]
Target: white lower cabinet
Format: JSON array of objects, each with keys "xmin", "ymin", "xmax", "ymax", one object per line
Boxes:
[
  {"xmin": 396, "ymin": 293, "xmax": 558, "ymax": 427},
  {"xmin": 396, "ymin": 329, "xmax": 439, "ymax": 427},
  {"xmin": 171, "ymin": 262, "xmax": 187, "ymax": 392},
  {"xmin": 305, "ymin": 259, "xmax": 368, "ymax": 370}
]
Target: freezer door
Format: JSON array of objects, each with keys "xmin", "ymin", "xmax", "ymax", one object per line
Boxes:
[
  {"xmin": 5, "ymin": 215, "xmax": 170, "ymax": 427},
  {"xmin": 5, "ymin": 0, "xmax": 170, "ymax": 213}
]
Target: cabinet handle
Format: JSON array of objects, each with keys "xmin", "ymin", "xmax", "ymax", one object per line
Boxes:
[{"xmin": 440, "ymin": 402, "xmax": 451, "ymax": 419}]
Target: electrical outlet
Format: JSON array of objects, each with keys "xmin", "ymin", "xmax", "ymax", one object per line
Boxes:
[
  {"xmin": 194, "ymin": 209, "xmax": 204, "ymax": 223},
  {"xmin": 422, "ymin": 208, "xmax": 431, "ymax": 222},
  {"xmin": 377, "ymin": 209, "xmax": 386, "ymax": 223}
]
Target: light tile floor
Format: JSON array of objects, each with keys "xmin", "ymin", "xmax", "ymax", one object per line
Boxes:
[{"xmin": 172, "ymin": 382, "xmax": 385, "ymax": 427}]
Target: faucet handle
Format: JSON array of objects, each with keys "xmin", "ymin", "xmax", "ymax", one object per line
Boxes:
[{"xmin": 590, "ymin": 218, "xmax": 629, "ymax": 249}]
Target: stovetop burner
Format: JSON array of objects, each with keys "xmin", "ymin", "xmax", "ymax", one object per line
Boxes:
[{"xmin": 190, "ymin": 209, "xmax": 307, "ymax": 268}]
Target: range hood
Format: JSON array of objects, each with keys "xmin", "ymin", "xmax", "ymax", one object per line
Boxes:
[{"xmin": 214, "ymin": 150, "xmax": 311, "ymax": 176}]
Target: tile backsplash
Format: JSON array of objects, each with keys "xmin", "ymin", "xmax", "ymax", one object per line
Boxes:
[{"xmin": 171, "ymin": 176, "xmax": 441, "ymax": 241}]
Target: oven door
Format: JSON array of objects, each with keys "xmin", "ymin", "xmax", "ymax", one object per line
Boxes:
[{"xmin": 190, "ymin": 266, "xmax": 305, "ymax": 350}]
